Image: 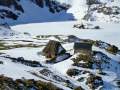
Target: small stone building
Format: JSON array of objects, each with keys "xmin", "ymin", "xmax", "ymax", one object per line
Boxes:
[
  {"xmin": 42, "ymin": 40, "xmax": 66, "ymax": 59},
  {"xmin": 74, "ymin": 42, "xmax": 92, "ymax": 56}
]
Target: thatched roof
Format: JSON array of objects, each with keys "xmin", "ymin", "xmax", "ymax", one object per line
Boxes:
[{"xmin": 42, "ymin": 40, "xmax": 66, "ymax": 58}]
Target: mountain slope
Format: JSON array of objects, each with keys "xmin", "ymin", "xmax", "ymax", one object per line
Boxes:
[
  {"xmin": 0, "ymin": 0, "xmax": 73, "ymax": 25},
  {"xmin": 1, "ymin": 0, "xmax": 120, "ymax": 24},
  {"xmin": 66, "ymin": 0, "xmax": 120, "ymax": 22},
  {"xmin": 0, "ymin": 24, "xmax": 18, "ymax": 37}
]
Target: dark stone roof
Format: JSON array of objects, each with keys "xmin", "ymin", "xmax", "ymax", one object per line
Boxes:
[{"xmin": 74, "ymin": 42, "xmax": 92, "ymax": 51}]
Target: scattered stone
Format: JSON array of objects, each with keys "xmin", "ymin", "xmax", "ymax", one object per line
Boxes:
[
  {"xmin": 66, "ymin": 69, "xmax": 82, "ymax": 77},
  {"xmin": 40, "ymin": 68, "xmax": 75, "ymax": 89},
  {"xmin": 73, "ymin": 23, "xmax": 101, "ymax": 30},
  {"xmin": 3, "ymin": 56, "xmax": 42, "ymax": 67},
  {"xmin": 86, "ymin": 74, "xmax": 103, "ymax": 89},
  {"xmin": 72, "ymin": 53, "xmax": 93, "ymax": 68},
  {"xmin": 0, "ymin": 75, "xmax": 63, "ymax": 90}
]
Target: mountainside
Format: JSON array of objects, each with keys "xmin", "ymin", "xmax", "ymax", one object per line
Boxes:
[
  {"xmin": 0, "ymin": 0, "xmax": 120, "ymax": 90},
  {"xmin": 0, "ymin": 0, "xmax": 120, "ymax": 24},
  {"xmin": 0, "ymin": 22, "xmax": 120, "ymax": 89},
  {"xmin": 0, "ymin": 23, "xmax": 18, "ymax": 37},
  {"xmin": 0, "ymin": 0, "xmax": 73, "ymax": 25},
  {"xmin": 67, "ymin": 0, "xmax": 120, "ymax": 22},
  {"xmin": 83, "ymin": 0, "xmax": 120, "ymax": 22}
]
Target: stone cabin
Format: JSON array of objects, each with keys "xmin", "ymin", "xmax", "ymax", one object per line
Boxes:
[
  {"xmin": 74, "ymin": 42, "xmax": 92, "ymax": 57},
  {"xmin": 42, "ymin": 40, "xmax": 66, "ymax": 59}
]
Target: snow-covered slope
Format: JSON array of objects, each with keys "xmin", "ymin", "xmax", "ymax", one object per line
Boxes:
[
  {"xmin": 64, "ymin": 0, "xmax": 120, "ymax": 22},
  {"xmin": 12, "ymin": 21, "xmax": 120, "ymax": 48},
  {"xmin": 84, "ymin": 0, "xmax": 120, "ymax": 22},
  {"xmin": 1, "ymin": 0, "xmax": 120, "ymax": 24},
  {"xmin": 0, "ymin": 0, "xmax": 120, "ymax": 90},
  {"xmin": 0, "ymin": 0, "xmax": 73, "ymax": 25},
  {"xmin": 0, "ymin": 24, "xmax": 17, "ymax": 37}
]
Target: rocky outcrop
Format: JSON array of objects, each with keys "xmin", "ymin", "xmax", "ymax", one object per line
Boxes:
[
  {"xmin": 86, "ymin": 74, "xmax": 103, "ymax": 89},
  {"xmin": 31, "ymin": 0, "xmax": 70, "ymax": 12},
  {"xmin": 84, "ymin": 0, "xmax": 120, "ymax": 22},
  {"xmin": 0, "ymin": 0, "xmax": 71, "ymax": 22},
  {"xmin": 0, "ymin": 75, "xmax": 63, "ymax": 90},
  {"xmin": 0, "ymin": 0, "xmax": 24, "ymax": 12},
  {"xmin": 0, "ymin": 0, "xmax": 24, "ymax": 20}
]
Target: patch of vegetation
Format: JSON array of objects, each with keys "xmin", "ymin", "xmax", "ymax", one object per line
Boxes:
[
  {"xmin": 94, "ymin": 40, "xmax": 119, "ymax": 55},
  {"xmin": 66, "ymin": 69, "xmax": 81, "ymax": 77},
  {"xmin": 72, "ymin": 54, "xmax": 93, "ymax": 68},
  {"xmin": 4, "ymin": 56, "xmax": 42, "ymax": 67},
  {"xmin": 0, "ymin": 75, "xmax": 63, "ymax": 90},
  {"xmin": 23, "ymin": 32, "xmax": 31, "ymax": 36},
  {"xmin": 0, "ymin": 42, "xmax": 44, "ymax": 50},
  {"xmin": 0, "ymin": 41, "xmax": 8, "ymax": 50},
  {"xmin": 106, "ymin": 45, "xmax": 118, "ymax": 54}
]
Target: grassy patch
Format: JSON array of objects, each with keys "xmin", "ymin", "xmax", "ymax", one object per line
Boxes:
[{"xmin": 0, "ymin": 40, "xmax": 44, "ymax": 50}]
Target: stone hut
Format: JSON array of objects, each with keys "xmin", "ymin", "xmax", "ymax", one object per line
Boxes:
[
  {"xmin": 42, "ymin": 40, "xmax": 66, "ymax": 59},
  {"xmin": 74, "ymin": 42, "xmax": 92, "ymax": 56}
]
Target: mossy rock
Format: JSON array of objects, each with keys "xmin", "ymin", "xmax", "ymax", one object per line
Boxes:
[
  {"xmin": 66, "ymin": 69, "xmax": 81, "ymax": 77},
  {"xmin": 86, "ymin": 74, "xmax": 103, "ymax": 89},
  {"xmin": 72, "ymin": 54, "xmax": 92, "ymax": 64},
  {"xmin": 106, "ymin": 45, "xmax": 118, "ymax": 54}
]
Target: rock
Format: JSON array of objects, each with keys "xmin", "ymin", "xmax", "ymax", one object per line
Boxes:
[
  {"xmin": 94, "ymin": 26, "xmax": 100, "ymax": 29},
  {"xmin": 72, "ymin": 53, "xmax": 93, "ymax": 68},
  {"xmin": 0, "ymin": 0, "xmax": 70, "ymax": 21},
  {"xmin": 39, "ymin": 68, "xmax": 75, "ymax": 89},
  {"xmin": 86, "ymin": 0, "xmax": 101, "ymax": 5},
  {"xmin": 0, "ymin": 75, "xmax": 63, "ymax": 90},
  {"xmin": 66, "ymin": 69, "xmax": 82, "ymax": 77},
  {"xmin": 106, "ymin": 45, "xmax": 119, "ymax": 54},
  {"xmin": 86, "ymin": 74, "xmax": 103, "ymax": 89},
  {"xmin": 73, "ymin": 23, "xmax": 101, "ymax": 30},
  {"xmin": 67, "ymin": 69, "xmax": 90, "ymax": 77}
]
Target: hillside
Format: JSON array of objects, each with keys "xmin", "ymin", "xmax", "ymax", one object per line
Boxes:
[
  {"xmin": 0, "ymin": 0, "xmax": 73, "ymax": 25},
  {"xmin": 1, "ymin": 0, "xmax": 120, "ymax": 25},
  {"xmin": 64, "ymin": 0, "xmax": 120, "ymax": 22},
  {"xmin": 0, "ymin": 0, "xmax": 120, "ymax": 90}
]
